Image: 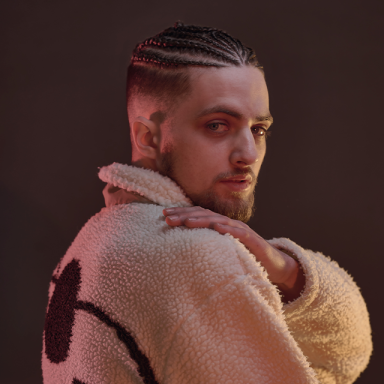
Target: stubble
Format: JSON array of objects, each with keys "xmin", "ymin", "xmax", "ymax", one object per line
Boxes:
[{"xmin": 160, "ymin": 146, "xmax": 257, "ymax": 223}]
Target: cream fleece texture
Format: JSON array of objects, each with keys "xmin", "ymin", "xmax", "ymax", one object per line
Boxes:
[{"xmin": 42, "ymin": 163, "xmax": 372, "ymax": 384}]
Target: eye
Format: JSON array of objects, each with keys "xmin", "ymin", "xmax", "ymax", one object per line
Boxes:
[
  {"xmin": 207, "ymin": 122, "xmax": 228, "ymax": 133},
  {"xmin": 251, "ymin": 126, "xmax": 269, "ymax": 137}
]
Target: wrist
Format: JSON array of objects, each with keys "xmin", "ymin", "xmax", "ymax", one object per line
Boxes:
[{"xmin": 275, "ymin": 249, "xmax": 306, "ymax": 304}]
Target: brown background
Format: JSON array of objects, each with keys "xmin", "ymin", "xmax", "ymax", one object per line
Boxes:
[{"xmin": 1, "ymin": 0, "xmax": 383, "ymax": 382}]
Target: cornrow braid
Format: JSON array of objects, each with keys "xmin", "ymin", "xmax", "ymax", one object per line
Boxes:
[
  {"xmin": 131, "ymin": 21, "xmax": 262, "ymax": 69},
  {"xmin": 126, "ymin": 22, "xmax": 264, "ymax": 124},
  {"xmin": 132, "ymin": 53, "xmax": 227, "ymax": 68},
  {"xmin": 147, "ymin": 31, "xmax": 239, "ymax": 60},
  {"xmin": 133, "ymin": 37, "xmax": 239, "ymax": 66}
]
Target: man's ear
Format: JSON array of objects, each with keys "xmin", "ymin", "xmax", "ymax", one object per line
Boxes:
[{"xmin": 131, "ymin": 116, "xmax": 159, "ymax": 160}]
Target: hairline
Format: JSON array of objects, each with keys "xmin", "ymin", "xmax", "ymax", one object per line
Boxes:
[{"xmin": 127, "ymin": 63, "xmax": 264, "ymax": 122}]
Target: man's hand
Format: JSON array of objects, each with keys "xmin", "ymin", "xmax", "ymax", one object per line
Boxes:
[{"xmin": 163, "ymin": 206, "xmax": 305, "ymax": 303}]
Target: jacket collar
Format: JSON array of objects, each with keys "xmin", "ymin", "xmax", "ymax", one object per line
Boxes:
[{"xmin": 98, "ymin": 163, "xmax": 193, "ymax": 208}]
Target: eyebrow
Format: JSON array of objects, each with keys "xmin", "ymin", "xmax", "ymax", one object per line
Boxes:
[{"xmin": 196, "ymin": 105, "xmax": 274, "ymax": 125}]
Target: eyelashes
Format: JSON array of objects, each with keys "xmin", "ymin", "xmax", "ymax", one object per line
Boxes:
[
  {"xmin": 207, "ymin": 122, "xmax": 227, "ymax": 132},
  {"xmin": 251, "ymin": 126, "xmax": 271, "ymax": 138},
  {"xmin": 207, "ymin": 123, "xmax": 271, "ymax": 139}
]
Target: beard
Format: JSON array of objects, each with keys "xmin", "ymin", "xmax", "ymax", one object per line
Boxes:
[
  {"xmin": 160, "ymin": 146, "xmax": 257, "ymax": 223},
  {"xmin": 186, "ymin": 186, "xmax": 256, "ymax": 223}
]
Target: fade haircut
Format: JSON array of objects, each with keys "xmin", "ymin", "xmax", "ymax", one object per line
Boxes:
[{"xmin": 126, "ymin": 21, "xmax": 263, "ymax": 111}]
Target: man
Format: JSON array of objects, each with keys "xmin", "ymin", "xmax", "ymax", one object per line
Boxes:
[{"xmin": 42, "ymin": 22, "xmax": 372, "ymax": 384}]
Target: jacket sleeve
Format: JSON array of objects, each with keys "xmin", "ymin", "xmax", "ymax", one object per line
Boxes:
[
  {"xmin": 157, "ymin": 231, "xmax": 321, "ymax": 384},
  {"xmin": 268, "ymin": 237, "xmax": 373, "ymax": 384}
]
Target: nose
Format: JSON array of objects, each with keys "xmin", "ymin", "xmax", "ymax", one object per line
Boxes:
[{"xmin": 229, "ymin": 127, "xmax": 262, "ymax": 168}]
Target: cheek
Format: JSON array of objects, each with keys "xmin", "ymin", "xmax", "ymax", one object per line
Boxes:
[
  {"xmin": 172, "ymin": 137, "xmax": 226, "ymax": 191},
  {"xmin": 252, "ymin": 143, "xmax": 266, "ymax": 171},
  {"xmin": 257, "ymin": 143, "xmax": 267, "ymax": 162}
]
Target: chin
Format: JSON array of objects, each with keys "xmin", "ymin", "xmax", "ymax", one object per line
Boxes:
[{"xmin": 188, "ymin": 189, "xmax": 256, "ymax": 223}]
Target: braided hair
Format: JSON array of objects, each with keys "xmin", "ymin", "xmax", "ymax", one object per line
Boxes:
[{"xmin": 127, "ymin": 22, "xmax": 263, "ymax": 110}]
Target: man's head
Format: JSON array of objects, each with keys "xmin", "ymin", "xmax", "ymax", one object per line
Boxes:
[{"xmin": 127, "ymin": 22, "xmax": 272, "ymax": 222}]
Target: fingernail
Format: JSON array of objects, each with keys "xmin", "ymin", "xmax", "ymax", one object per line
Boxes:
[
  {"xmin": 165, "ymin": 208, "xmax": 174, "ymax": 213},
  {"xmin": 187, "ymin": 217, "xmax": 198, "ymax": 221},
  {"xmin": 168, "ymin": 215, "xmax": 179, "ymax": 220}
]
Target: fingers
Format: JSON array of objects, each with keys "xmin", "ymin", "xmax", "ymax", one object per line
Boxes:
[
  {"xmin": 213, "ymin": 223, "xmax": 249, "ymax": 240},
  {"xmin": 164, "ymin": 207, "xmax": 248, "ymax": 230},
  {"xmin": 163, "ymin": 206, "xmax": 207, "ymax": 217},
  {"xmin": 164, "ymin": 206, "xmax": 216, "ymax": 227},
  {"xmin": 165, "ymin": 215, "xmax": 250, "ymax": 245},
  {"xmin": 165, "ymin": 214, "xmax": 234, "ymax": 229},
  {"xmin": 165, "ymin": 213, "xmax": 250, "ymax": 245},
  {"xmin": 214, "ymin": 223, "xmax": 270, "ymax": 262}
]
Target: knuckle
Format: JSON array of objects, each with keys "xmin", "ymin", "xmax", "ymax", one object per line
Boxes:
[{"xmin": 237, "ymin": 228, "xmax": 248, "ymax": 239}]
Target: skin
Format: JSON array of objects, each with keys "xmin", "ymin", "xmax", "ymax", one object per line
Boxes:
[{"xmin": 129, "ymin": 65, "xmax": 305, "ymax": 303}]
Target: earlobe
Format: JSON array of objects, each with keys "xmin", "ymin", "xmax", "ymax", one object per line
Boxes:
[{"xmin": 132, "ymin": 117, "xmax": 159, "ymax": 160}]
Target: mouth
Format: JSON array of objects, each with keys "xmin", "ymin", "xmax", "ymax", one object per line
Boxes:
[
  {"xmin": 221, "ymin": 175, "xmax": 252, "ymax": 183},
  {"xmin": 219, "ymin": 175, "xmax": 253, "ymax": 191}
]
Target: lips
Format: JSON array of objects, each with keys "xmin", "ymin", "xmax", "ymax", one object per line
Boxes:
[
  {"xmin": 221, "ymin": 175, "xmax": 252, "ymax": 183},
  {"xmin": 220, "ymin": 175, "xmax": 253, "ymax": 192}
]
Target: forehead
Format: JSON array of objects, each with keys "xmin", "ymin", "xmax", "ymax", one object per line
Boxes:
[{"xmin": 179, "ymin": 65, "xmax": 270, "ymax": 120}]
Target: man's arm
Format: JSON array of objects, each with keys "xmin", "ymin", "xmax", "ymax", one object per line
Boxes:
[
  {"xmin": 163, "ymin": 206, "xmax": 305, "ymax": 301},
  {"xmin": 269, "ymin": 237, "xmax": 372, "ymax": 384},
  {"xmin": 163, "ymin": 206, "xmax": 372, "ymax": 383}
]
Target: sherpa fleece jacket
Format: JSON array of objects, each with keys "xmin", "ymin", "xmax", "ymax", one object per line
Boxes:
[{"xmin": 42, "ymin": 163, "xmax": 372, "ymax": 384}]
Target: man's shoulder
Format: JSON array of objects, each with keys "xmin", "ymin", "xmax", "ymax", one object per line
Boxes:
[
  {"xmin": 64, "ymin": 203, "xmax": 262, "ymax": 282},
  {"xmin": 82, "ymin": 203, "xmax": 233, "ymax": 246},
  {"xmin": 55, "ymin": 205, "xmax": 253, "ymax": 296},
  {"xmin": 60, "ymin": 203, "xmax": 161, "ymax": 258},
  {"xmin": 79, "ymin": 202, "xmax": 164, "ymax": 239}
]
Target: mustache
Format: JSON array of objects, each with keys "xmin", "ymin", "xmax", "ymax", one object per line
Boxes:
[{"xmin": 214, "ymin": 169, "xmax": 257, "ymax": 184}]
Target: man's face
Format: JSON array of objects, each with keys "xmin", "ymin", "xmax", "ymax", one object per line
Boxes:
[{"xmin": 157, "ymin": 65, "xmax": 272, "ymax": 222}]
